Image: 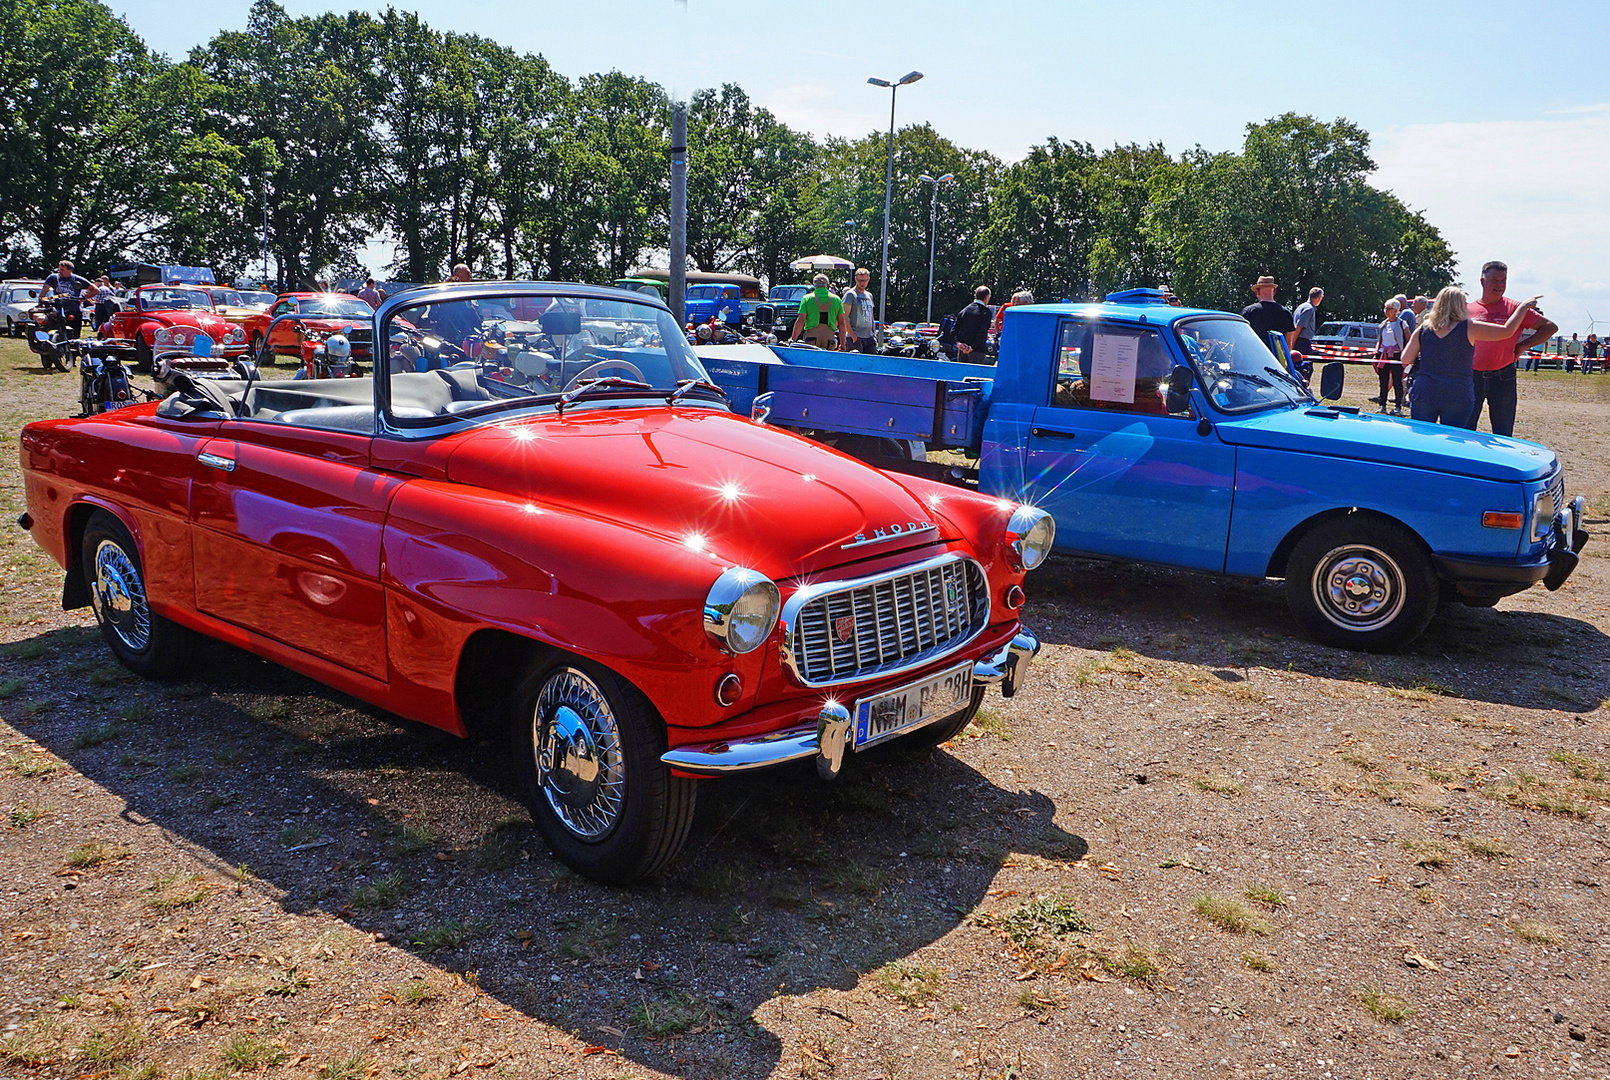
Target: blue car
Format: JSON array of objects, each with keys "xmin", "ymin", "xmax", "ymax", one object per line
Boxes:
[{"xmin": 699, "ymin": 289, "xmax": 1588, "ymax": 651}]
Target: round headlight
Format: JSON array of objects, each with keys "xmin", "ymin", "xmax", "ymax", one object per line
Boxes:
[
  {"xmin": 227, "ymin": 325, "xmax": 245, "ymax": 343},
  {"xmin": 703, "ymin": 567, "xmax": 781, "ymax": 655},
  {"xmin": 1006, "ymin": 505, "xmax": 1056, "ymax": 570},
  {"xmin": 153, "ymin": 327, "xmax": 172, "ymax": 344}
]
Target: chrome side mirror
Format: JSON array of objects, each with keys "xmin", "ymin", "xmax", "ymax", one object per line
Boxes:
[{"xmin": 751, "ymin": 391, "xmax": 774, "ymax": 425}]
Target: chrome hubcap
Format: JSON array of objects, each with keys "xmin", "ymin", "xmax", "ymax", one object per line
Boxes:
[
  {"xmin": 532, "ymin": 668, "xmax": 624, "ymax": 840},
  {"xmin": 91, "ymin": 539, "xmax": 150, "ymax": 652},
  {"xmin": 1314, "ymin": 544, "xmax": 1404, "ymax": 632}
]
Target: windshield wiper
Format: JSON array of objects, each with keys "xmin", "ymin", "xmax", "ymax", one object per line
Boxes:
[
  {"xmin": 666, "ymin": 379, "xmax": 729, "ymax": 406},
  {"xmin": 1216, "ymin": 369, "xmax": 1274, "ymax": 388},
  {"xmin": 1262, "ymin": 364, "xmax": 1313, "ymax": 398},
  {"xmin": 555, "ymin": 376, "xmax": 653, "ymax": 415}
]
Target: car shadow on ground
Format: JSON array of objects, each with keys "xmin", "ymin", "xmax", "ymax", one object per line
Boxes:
[
  {"xmin": 1028, "ymin": 555, "xmax": 1610, "ymax": 713},
  {"xmin": 5, "ymin": 626, "xmax": 1081, "ymax": 1077}
]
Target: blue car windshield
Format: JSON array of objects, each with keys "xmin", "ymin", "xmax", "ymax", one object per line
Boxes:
[{"xmin": 1173, "ymin": 316, "xmax": 1308, "ymax": 413}]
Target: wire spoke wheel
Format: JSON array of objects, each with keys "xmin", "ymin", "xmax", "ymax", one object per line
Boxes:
[
  {"xmin": 90, "ymin": 537, "xmax": 152, "ymax": 653},
  {"xmin": 530, "ymin": 667, "xmax": 627, "ymax": 841}
]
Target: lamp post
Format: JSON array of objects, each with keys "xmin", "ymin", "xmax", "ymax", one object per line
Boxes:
[
  {"xmin": 867, "ymin": 71, "xmax": 922, "ymax": 325},
  {"xmin": 918, "ymin": 173, "xmax": 953, "ymax": 323},
  {"xmin": 844, "ymin": 219, "xmax": 859, "ymax": 265}
]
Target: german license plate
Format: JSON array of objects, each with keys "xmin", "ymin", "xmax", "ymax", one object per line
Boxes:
[{"xmin": 852, "ymin": 660, "xmax": 974, "ymax": 749}]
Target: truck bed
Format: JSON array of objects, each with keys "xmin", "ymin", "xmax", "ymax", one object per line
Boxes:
[{"xmin": 694, "ymin": 343, "xmax": 994, "ymax": 450}]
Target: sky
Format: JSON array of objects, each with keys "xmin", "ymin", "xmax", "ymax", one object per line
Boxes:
[{"xmin": 109, "ymin": 0, "xmax": 1610, "ymax": 333}]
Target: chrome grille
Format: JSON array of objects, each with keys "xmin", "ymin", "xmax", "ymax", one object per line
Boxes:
[
  {"xmin": 783, "ymin": 555, "xmax": 988, "ymax": 686},
  {"xmin": 1550, "ymin": 476, "xmax": 1564, "ymax": 516}
]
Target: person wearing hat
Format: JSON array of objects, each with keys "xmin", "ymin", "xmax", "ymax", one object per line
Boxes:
[
  {"xmin": 1240, "ymin": 275, "xmax": 1296, "ymax": 355},
  {"xmin": 790, "ymin": 273, "xmax": 848, "ymax": 349}
]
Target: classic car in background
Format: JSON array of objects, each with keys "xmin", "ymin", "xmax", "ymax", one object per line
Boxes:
[
  {"xmin": 99, "ymin": 284, "xmax": 247, "ymax": 369},
  {"xmin": 17, "ymin": 282, "xmax": 1051, "ymax": 884},
  {"xmin": 243, "ymin": 292, "xmax": 383, "ymax": 365},
  {"xmin": 2, "ymin": 280, "xmax": 44, "ymax": 336}
]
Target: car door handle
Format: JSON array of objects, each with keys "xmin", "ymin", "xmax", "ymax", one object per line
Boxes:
[
  {"xmin": 1031, "ymin": 427, "xmax": 1078, "ymax": 440},
  {"xmin": 197, "ymin": 451, "xmax": 236, "ymax": 472}
]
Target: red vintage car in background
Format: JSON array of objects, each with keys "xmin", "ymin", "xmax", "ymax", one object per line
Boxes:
[
  {"xmin": 100, "ymin": 284, "xmax": 248, "ymax": 369},
  {"xmin": 244, "ymin": 292, "xmax": 382, "ymax": 366},
  {"xmin": 17, "ymin": 282, "xmax": 1051, "ymax": 884}
]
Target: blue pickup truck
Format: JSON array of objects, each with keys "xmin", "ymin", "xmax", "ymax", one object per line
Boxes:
[{"xmin": 697, "ymin": 289, "xmax": 1588, "ymax": 651}]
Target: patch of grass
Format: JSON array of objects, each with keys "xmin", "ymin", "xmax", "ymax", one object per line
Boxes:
[
  {"xmin": 317, "ymin": 1054, "xmax": 372, "ymax": 1080},
  {"xmin": 1487, "ymin": 773, "xmax": 1592, "ymax": 818},
  {"xmin": 412, "ymin": 919, "xmax": 479, "ymax": 953},
  {"xmin": 1458, "ymin": 835, "xmax": 1514, "ymax": 859},
  {"xmin": 1356, "ymin": 986, "xmax": 1413, "ymax": 1024},
  {"xmin": 1191, "ymin": 775, "xmax": 1244, "ymax": 796},
  {"xmin": 402, "ymin": 980, "xmax": 439, "ymax": 1005},
  {"xmin": 1550, "ymin": 749, "xmax": 1608, "ymax": 782},
  {"xmin": 1192, "ymin": 895, "xmax": 1272, "ymax": 935},
  {"xmin": 468, "ymin": 823, "xmax": 523, "ymax": 871},
  {"xmin": 1414, "ymin": 886, "xmax": 1439, "ymax": 904},
  {"xmin": 17, "ymin": 700, "xmax": 54, "ymax": 720},
  {"xmin": 118, "ymin": 704, "xmax": 151, "ymax": 723},
  {"xmin": 9, "ymin": 801, "xmax": 46, "ymax": 828},
  {"xmin": 76, "ymin": 1025, "xmax": 143, "ymax": 1066},
  {"xmin": 201, "ymin": 792, "xmax": 238, "ymax": 809},
  {"xmin": 630, "ymin": 991, "xmax": 729, "ymax": 1037},
  {"xmin": 1511, "ymin": 920, "xmax": 1560, "ymax": 945},
  {"xmin": 6, "ymin": 753, "xmax": 57, "ymax": 777},
  {"xmin": 1338, "ymin": 750, "xmax": 1381, "ymax": 771},
  {"xmin": 873, "ymin": 961, "xmax": 941, "ymax": 1005},
  {"xmin": 972, "ymin": 894, "xmax": 1093, "ymax": 950},
  {"xmin": 146, "ymin": 872, "xmax": 208, "ymax": 910},
  {"xmin": 387, "ymin": 824, "xmax": 438, "ymax": 855},
  {"xmin": 1398, "ymin": 837, "xmax": 1452, "ymax": 867},
  {"xmin": 1093, "ymin": 941, "xmax": 1166, "ymax": 987},
  {"xmin": 0, "ymin": 1014, "xmax": 68, "ymax": 1065},
  {"xmin": 349, "ymin": 873, "xmax": 412, "ymax": 910},
  {"xmin": 1242, "ymin": 952, "xmax": 1274, "ymax": 972},
  {"xmin": 557, "ymin": 915, "xmax": 624, "ymax": 963},
  {"xmin": 72, "ymin": 722, "xmax": 122, "ymax": 748},
  {"xmin": 1015, "ymin": 986, "xmax": 1065, "ymax": 1014},
  {"xmin": 3, "ymin": 639, "xmax": 49, "ymax": 660},
  {"xmin": 1243, "ymin": 883, "xmax": 1286, "ymax": 910},
  {"xmin": 0, "ymin": 678, "xmax": 24, "ymax": 698},
  {"xmin": 822, "ymin": 858, "xmax": 895, "ymax": 896},
  {"xmin": 220, "ymin": 1032, "xmax": 288, "ymax": 1069},
  {"xmin": 966, "ymin": 706, "xmax": 1010, "ymax": 740},
  {"xmin": 67, "ymin": 841, "xmax": 130, "ymax": 868},
  {"xmin": 213, "ymin": 745, "xmax": 244, "ymax": 766},
  {"xmin": 87, "ymin": 664, "xmax": 135, "ymax": 687},
  {"xmin": 266, "ymin": 967, "xmax": 310, "ymax": 997},
  {"xmin": 166, "ymin": 763, "xmax": 206, "ymax": 783}
]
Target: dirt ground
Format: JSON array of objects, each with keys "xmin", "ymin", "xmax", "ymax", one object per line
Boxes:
[{"xmin": 1, "ymin": 337, "xmax": 1607, "ymax": 1080}]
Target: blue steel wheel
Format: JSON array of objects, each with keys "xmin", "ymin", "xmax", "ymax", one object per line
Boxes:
[{"xmin": 1285, "ymin": 517, "xmax": 1438, "ymax": 653}]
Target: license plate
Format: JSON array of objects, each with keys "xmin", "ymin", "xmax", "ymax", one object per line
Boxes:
[
  {"xmin": 853, "ymin": 660, "xmax": 974, "ymax": 749},
  {"xmin": 102, "ymin": 399, "xmax": 140, "ymax": 411}
]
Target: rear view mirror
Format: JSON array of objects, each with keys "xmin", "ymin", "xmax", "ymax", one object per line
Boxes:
[
  {"xmin": 539, "ymin": 308, "xmax": 582, "ymax": 336},
  {"xmin": 1319, "ymin": 362, "xmax": 1345, "ymax": 401}
]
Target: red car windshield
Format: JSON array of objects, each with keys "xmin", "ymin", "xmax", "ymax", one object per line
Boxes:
[
  {"xmin": 140, "ymin": 288, "xmax": 210, "ymax": 312},
  {"xmin": 301, "ymin": 296, "xmax": 374, "ymax": 318}
]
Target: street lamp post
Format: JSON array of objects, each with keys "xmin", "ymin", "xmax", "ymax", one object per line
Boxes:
[
  {"xmin": 867, "ymin": 71, "xmax": 922, "ymax": 325},
  {"xmin": 918, "ymin": 173, "xmax": 953, "ymax": 324},
  {"xmin": 844, "ymin": 219, "xmax": 859, "ymax": 265}
]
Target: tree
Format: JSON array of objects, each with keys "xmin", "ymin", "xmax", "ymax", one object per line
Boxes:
[{"xmin": 975, "ymin": 137, "xmax": 1100, "ymax": 305}]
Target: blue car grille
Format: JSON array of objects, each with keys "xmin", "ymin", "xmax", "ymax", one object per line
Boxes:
[{"xmin": 786, "ymin": 557, "xmax": 987, "ymax": 685}]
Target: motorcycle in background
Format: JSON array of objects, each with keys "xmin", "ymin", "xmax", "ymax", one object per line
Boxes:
[
  {"xmin": 26, "ymin": 301, "xmax": 71, "ymax": 372},
  {"xmin": 63, "ymin": 339, "xmax": 148, "ymax": 417}
]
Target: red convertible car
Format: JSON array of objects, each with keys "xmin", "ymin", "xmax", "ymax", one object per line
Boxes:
[
  {"xmin": 18, "ymin": 282, "xmax": 1051, "ymax": 884},
  {"xmin": 244, "ymin": 292, "xmax": 384, "ymax": 366},
  {"xmin": 100, "ymin": 284, "xmax": 249, "ymax": 369}
]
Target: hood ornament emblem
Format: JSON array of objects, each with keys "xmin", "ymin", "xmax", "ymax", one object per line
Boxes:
[
  {"xmin": 841, "ymin": 520, "xmax": 937, "ymax": 551},
  {"xmin": 834, "ymin": 615, "xmax": 856, "ymax": 643}
]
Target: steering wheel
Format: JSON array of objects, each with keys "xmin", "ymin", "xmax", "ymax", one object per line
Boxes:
[{"xmin": 562, "ymin": 359, "xmax": 646, "ymax": 391}]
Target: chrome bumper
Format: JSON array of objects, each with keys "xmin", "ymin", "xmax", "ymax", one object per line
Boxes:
[{"xmin": 661, "ymin": 628, "xmax": 1040, "ymax": 780}]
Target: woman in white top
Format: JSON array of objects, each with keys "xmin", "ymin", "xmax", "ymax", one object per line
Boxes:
[{"xmin": 1373, "ymin": 299, "xmax": 1407, "ymax": 413}]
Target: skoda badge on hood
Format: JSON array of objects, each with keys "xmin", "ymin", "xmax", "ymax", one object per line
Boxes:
[{"xmin": 842, "ymin": 521, "xmax": 937, "ymax": 550}]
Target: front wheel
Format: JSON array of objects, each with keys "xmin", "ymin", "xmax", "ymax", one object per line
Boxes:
[
  {"xmin": 509, "ymin": 660, "xmax": 695, "ymax": 884},
  {"xmin": 133, "ymin": 338, "xmax": 153, "ymax": 373},
  {"xmin": 1284, "ymin": 517, "xmax": 1438, "ymax": 652},
  {"xmin": 81, "ymin": 510, "xmax": 195, "ymax": 677}
]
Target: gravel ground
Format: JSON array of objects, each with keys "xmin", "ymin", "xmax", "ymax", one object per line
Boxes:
[{"xmin": 1, "ymin": 338, "xmax": 1607, "ymax": 1080}]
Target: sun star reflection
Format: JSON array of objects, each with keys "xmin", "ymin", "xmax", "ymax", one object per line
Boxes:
[{"xmin": 682, "ymin": 532, "xmax": 707, "ymax": 552}]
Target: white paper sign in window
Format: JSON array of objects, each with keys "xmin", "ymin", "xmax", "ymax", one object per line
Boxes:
[{"xmin": 1090, "ymin": 333, "xmax": 1138, "ymax": 404}]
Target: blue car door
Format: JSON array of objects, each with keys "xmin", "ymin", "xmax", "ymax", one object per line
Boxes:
[{"xmin": 1021, "ymin": 318, "xmax": 1236, "ymax": 572}]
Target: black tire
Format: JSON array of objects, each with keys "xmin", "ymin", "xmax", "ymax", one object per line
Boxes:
[
  {"xmin": 509, "ymin": 659, "xmax": 695, "ymax": 884},
  {"xmin": 1284, "ymin": 517, "xmax": 1438, "ymax": 652},
  {"xmin": 249, "ymin": 333, "xmax": 265, "ymax": 363},
  {"xmin": 133, "ymin": 338, "xmax": 153, "ymax": 374},
  {"xmin": 897, "ymin": 685, "xmax": 987, "ymax": 751},
  {"xmin": 5, "ymin": 318, "xmax": 14, "ymax": 337},
  {"xmin": 81, "ymin": 510, "xmax": 195, "ymax": 678}
]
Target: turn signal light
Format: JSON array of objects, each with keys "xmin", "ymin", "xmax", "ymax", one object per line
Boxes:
[
  {"xmin": 714, "ymin": 673, "xmax": 742, "ymax": 707},
  {"xmin": 1481, "ymin": 512, "xmax": 1523, "ymax": 530},
  {"xmin": 1004, "ymin": 585, "xmax": 1026, "ymax": 610}
]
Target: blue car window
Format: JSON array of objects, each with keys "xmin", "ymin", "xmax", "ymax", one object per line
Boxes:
[{"xmin": 1050, "ymin": 321, "xmax": 1190, "ymax": 417}]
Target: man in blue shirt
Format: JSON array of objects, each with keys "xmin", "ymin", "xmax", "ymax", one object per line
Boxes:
[{"xmin": 40, "ymin": 259, "xmax": 92, "ymax": 341}]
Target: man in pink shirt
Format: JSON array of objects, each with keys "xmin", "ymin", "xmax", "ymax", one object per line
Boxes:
[{"xmin": 1466, "ymin": 260, "xmax": 1556, "ymax": 436}]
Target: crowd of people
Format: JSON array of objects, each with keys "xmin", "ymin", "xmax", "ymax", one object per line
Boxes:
[{"xmin": 1240, "ymin": 261, "xmax": 1554, "ymax": 436}]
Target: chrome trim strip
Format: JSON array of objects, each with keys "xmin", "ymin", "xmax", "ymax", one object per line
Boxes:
[{"xmin": 779, "ymin": 552, "xmax": 989, "ymax": 688}]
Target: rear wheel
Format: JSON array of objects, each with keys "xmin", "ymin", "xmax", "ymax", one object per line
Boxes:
[
  {"xmin": 81, "ymin": 510, "xmax": 195, "ymax": 677},
  {"xmin": 509, "ymin": 659, "xmax": 695, "ymax": 884},
  {"xmin": 249, "ymin": 333, "xmax": 264, "ymax": 362},
  {"xmin": 133, "ymin": 338, "xmax": 153, "ymax": 373},
  {"xmin": 1284, "ymin": 517, "xmax": 1438, "ymax": 652}
]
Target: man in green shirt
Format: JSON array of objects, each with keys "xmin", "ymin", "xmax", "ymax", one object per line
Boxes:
[{"xmin": 789, "ymin": 273, "xmax": 848, "ymax": 349}]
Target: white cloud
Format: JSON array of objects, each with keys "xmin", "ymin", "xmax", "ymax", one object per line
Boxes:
[{"xmin": 1373, "ymin": 109, "xmax": 1610, "ymax": 334}]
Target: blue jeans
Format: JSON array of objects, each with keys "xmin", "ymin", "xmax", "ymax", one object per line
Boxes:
[
  {"xmin": 1470, "ymin": 364, "xmax": 1518, "ymax": 435},
  {"xmin": 1409, "ymin": 375, "xmax": 1475, "ymax": 427}
]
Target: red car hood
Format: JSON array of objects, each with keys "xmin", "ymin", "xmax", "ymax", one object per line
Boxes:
[
  {"xmin": 444, "ymin": 407, "xmax": 947, "ymax": 578},
  {"xmin": 148, "ymin": 311, "xmax": 230, "ymax": 334}
]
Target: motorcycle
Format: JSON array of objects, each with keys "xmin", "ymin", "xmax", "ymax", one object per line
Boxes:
[
  {"xmin": 296, "ymin": 329, "xmax": 363, "ymax": 380},
  {"xmin": 26, "ymin": 301, "xmax": 72, "ymax": 372},
  {"xmin": 63, "ymin": 338, "xmax": 153, "ymax": 417}
]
